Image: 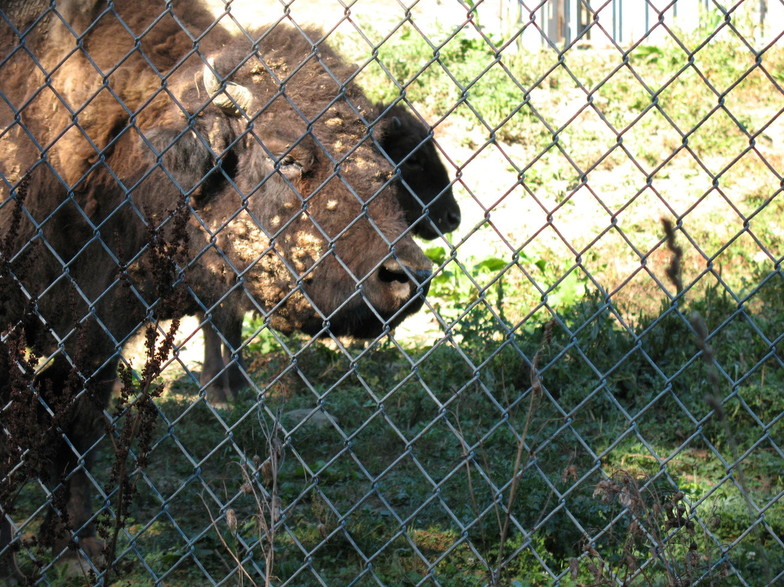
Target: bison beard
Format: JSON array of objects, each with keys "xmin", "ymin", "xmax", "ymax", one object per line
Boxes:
[{"xmin": 0, "ymin": 0, "xmax": 433, "ymax": 573}]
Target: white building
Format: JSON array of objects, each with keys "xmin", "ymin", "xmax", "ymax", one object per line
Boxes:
[{"xmin": 474, "ymin": 0, "xmax": 784, "ymax": 49}]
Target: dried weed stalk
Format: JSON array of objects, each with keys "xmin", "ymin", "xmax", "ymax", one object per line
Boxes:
[
  {"xmin": 490, "ymin": 319, "xmax": 554, "ymax": 584},
  {"xmin": 98, "ymin": 197, "xmax": 190, "ymax": 573},
  {"xmin": 0, "ymin": 177, "xmax": 38, "ymax": 508},
  {"xmin": 665, "ymin": 216, "xmax": 772, "ymax": 582},
  {"xmin": 1, "ymin": 177, "xmax": 91, "ymax": 581},
  {"xmin": 203, "ymin": 412, "xmax": 284, "ymax": 586},
  {"xmin": 689, "ymin": 310, "xmax": 773, "ymax": 583},
  {"xmin": 662, "ymin": 218, "xmax": 683, "ymax": 295},
  {"xmin": 590, "ymin": 470, "xmax": 703, "ymax": 585}
]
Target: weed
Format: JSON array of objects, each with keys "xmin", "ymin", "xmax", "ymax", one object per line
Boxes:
[{"xmin": 97, "ymin": 196, "xmax": 191, "ymax": 577}]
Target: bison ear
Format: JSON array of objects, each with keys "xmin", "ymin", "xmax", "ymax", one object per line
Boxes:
[
  {"xmin": 144, "ymin": 124, "xmax": 228, "ymax": 205},
  {"xmin": 375, "ymin": 105, "xmax": 412, "ymax": 153}
]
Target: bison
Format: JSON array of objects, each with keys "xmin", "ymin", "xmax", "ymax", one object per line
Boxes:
[
  {"xmin": 199, "ymin": 102, "xmax": 462, "ymax": 402},
  {"xmin": 0, "ymin": 0, "xmax": 432, "ymax": 572}
]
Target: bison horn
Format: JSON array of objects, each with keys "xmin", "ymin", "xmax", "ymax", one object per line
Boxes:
[{"xmin": 203, "ymin": 58, "xmax": 254, "ymax": 116}]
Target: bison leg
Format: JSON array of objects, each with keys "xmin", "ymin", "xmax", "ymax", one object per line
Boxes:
[
  {"xmin": 34, "ymin": 355, "xmax": 113, "ymax": 564},
  {"xmin": 200, "ymin": 320, "xmax": 234, "ymax": 405},
  {"xmin": 200, "ymin": 313, "xmax": 248, "ymax": 405},
  {"xmin": 221, "ymin": 316, "xmax": 248, "ymax": 393}
]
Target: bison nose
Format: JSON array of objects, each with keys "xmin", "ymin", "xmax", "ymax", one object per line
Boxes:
[
  {"xmin": 414, "ymin": 267, "xmax": 433, "ymax": 284},
  {"xmin": 378, "ymin": 259, "xmax": 432, "ymax": 287},
  {"xmin": 445, "ymin": 208, "xmax": 461, "ymax": 231}
]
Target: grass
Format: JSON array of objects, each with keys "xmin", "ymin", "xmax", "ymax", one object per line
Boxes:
[
  {"xmin": 16, "ymin": 272, "xmax": 782, "ymax": 584},
  {"xmin": 7, "ymin": 12, "xmax": 784, "ymax": 587}
]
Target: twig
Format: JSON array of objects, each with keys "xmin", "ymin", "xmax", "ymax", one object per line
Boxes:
[
  {"xmin": 493, "ymin": 319, "xmax": 553, "ymax": 583},
  {"xmin": 199, "ymin": 493, "xmax": 258, "ymax": 587},
  {"xmin": 253, "ymin": 411, "xmax": 283, "ymax": 587},
  {"xmin": 662, "ymin": 218, "xmax": 683, "ymax": 295}
]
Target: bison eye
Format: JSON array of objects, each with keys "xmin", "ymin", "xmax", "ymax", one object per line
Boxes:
[
  {"xmin": 277, "ymin": 153, "xmax": 303, "ymax": 177},
  {"xmin": 402, "ymin": 152, "xmax": 424, "ymax": 170},
  {"xmin": 279, "ymin": 154, "xmax": 296, "ymax": 166}
]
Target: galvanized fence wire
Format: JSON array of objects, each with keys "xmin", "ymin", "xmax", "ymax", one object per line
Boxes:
[{"xmin": 1, "ymin": 0, "xmax": 783, "ymax": 585}]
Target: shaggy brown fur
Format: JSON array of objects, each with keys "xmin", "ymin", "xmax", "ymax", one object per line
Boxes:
[{"xmin": 0, "ymin": 0, "xmax": 431, "ymax": 573}]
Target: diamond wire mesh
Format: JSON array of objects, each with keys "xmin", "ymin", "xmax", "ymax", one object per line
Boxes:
[{"xmin": 1, "ymin": 0, "xmax": 783, "ymax": 585}]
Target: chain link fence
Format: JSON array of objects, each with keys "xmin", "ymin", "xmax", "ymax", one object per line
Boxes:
[{"xmin": 1, "ymin": 0, "xmax": 783, "ymax": 584}]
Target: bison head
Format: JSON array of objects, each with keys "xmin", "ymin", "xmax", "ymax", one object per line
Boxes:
[{"xmin": 128, "ymin": 39, "xmax": 433, "ymax": 339}]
